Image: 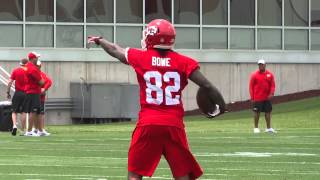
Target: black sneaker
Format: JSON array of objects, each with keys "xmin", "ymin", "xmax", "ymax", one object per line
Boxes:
[{"xmin": 11, "ymin": 127, "xmax": 17, "ymax": 136}]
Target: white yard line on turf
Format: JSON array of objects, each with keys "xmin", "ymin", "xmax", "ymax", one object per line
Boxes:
[
  {"xmin": 0, "ymin": 163, "xmax": 124, "ymax": 169},
  {"xmin": 195, "ymin": 152, "xmax": 318, "ymax": 157},
  {"xmin": 0, "ymin": 147, "xmax": 128, "ymax": 152},
  {"xmin": 198, "ymin": 159, "xmax": 320, "ymax": 165},
  {"xmin": 0, "ymin": 154, "xmax": 127, "ymax": 160},
  {"xmin": 0, "ymin": 173, "xmax": 126, "ymax": 178}
]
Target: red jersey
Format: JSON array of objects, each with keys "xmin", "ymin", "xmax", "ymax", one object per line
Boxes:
[
  {"xmin": 40, "ymin": 71, "xmax": 52, "ymax": 102},
  {"xmin": 25, "ymin": 62, "xmax": 42, "ymax": 94},
  {"xmin": 126, "ymin": 48, "xmax": 199, "ymax": 128},
  {"xmin": 249, "ymin": 70, "xmax": 275, "ymax": 101},
  {"xmin": 10, "ymin": 66, "xmax": 27, "ymax": 92}
]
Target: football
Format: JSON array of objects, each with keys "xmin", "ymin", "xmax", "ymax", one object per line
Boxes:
[{"xmin": 196, "ymin": 87, "xmax": 220, "ymax": 118}]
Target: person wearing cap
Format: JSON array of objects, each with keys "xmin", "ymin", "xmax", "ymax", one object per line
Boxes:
[
  {"xmin": 6, "ymin": 58, "xmax": 28, "ymax": 136},
  {"xmin": 249, "ymin": 59, "xmax": 276, "ymax": 133},
  {"xmin": 23, "ymin": 52, "xmax": 44, "ymax": 136},
  {"xmin": 34, "ymin": 60, "xmax": 52, "ymax": 136}
]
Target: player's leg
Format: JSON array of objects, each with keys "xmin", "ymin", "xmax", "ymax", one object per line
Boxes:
[
  {"xmin": 38, "ymin": 102, "xmax": 49, "ymax": 136},
  {"xmin": 265, "ymin": 112, "xmax": 271, "ymax": 129},
  {"xmin": 27, "ymin": 112, "xmax": 35, "ymax": 133},
  {"xmin": 128, "ymin": 171, "xmax": 142, "ymax": 180},
  {"xmin": 175, "ymin": 175, "xmax": 191, "ymax": 180},
  {"xmin": 164, "ymin": 127, "xmax": 203, "ymax": 180},
  {"xmin": 23, "ymin": 94, "xmax": 32, "ymax": 135},
  {"xmin": 10, "ymin": 91, "xmax": 19, "ymax": 135},
  {"xmin": 128, "ymin": 126, "xmax": 163, "ymax": 178},
  {"xmin": 21, "ymin": 112, "xmax": 26, "ymax": 133},
  {"xmin": 254, "ymin": 111, "xmax": 260, "ymax": 128},
  {"xmin": 252, "ymin": 101, "xmax": 262, "ymax": 133},
  {"xmin": 34, "ymin": 94, "xmax": 42, "ymax": 133},
  {"xmin": 25, "ymin": 94, "xmax": 41, "ymax": 136},
  {"xmin": 263, "ymin": 100, "xmax": 276, "ymax": 132},
  {"xmin": 11, "ymin": 112, "xmax": 17, "ymax": 135}
]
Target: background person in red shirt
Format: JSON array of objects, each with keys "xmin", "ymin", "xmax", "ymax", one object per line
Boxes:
[
  {"xmin": 6, "ymin": 58, "xmax": 28, "ymax": 136},
  {"xmin": 23, "ymin": 52, "xmax": 44, "ymax": 136},
  {"xmin": 88, "ymin": 19, "xmax": 226, "ymax": 180},
  {"xmin": 36, "ymin": 61, "xmax": 52, "ymax": 136},
  {"xmin": 249, "ymin": 59, "xmax": 276, "ymax": 133}
]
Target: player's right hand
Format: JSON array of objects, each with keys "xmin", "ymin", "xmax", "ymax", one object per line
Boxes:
[{"xmin": 87, "ymin": 36, "xmax": 102, "ymax": 46}]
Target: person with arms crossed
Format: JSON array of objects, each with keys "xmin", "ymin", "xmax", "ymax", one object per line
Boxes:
[
  {"xmin": 23, "ymin": 52, "xmax": 44, "ymax": 136},
  {"xmin": 249, "ymin": 59, "xmax": 276, "ymax": 133},
  {"xmin": 88, "ymin": 19, "xmax": 226, "ymax": 180},
  {"xmin": 6, "ymin": 58, "xmax": 28, "ymax": 136}
]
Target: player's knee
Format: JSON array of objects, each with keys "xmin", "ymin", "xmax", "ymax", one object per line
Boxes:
[
  {"xmin": 175, "ymin": 174, "xmax": 192, "ymax": 180},
  {"xmin": 128, "ymin": 171, "xmax": 142, "ymax": 180}
]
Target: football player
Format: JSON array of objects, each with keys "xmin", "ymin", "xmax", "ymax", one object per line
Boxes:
[
  {"xmin": 7, "ymin": 58, "xmax": 28, "ymax": 136},
  {"xmin": 23, "ymin": 52, "xmax": 44, "ymax": 136},
  {"xmin": 88, "ymin": 19, "xmax": 226, "ymax": 180}
]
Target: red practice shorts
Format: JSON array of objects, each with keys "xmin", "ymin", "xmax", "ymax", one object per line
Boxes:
[{"xmin": 128, "ymin": 125, "xmax": 203, "ymax": 179}]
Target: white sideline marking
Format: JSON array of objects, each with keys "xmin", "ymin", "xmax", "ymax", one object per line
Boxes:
[
  {"xmin": 252, "ymin": 173, "xmax": 281, "ymax": 176},
  {"xmin": 0, "ymin": 154, "xmax": 127, "ymax": 160},
  {"xmin": 200, "ymin": 159, "xmax": 320, "ymax": 165},
  {"xmin": 196, "ymin": 152, "xmax": 318, "ymax": 157},
  {"xmin": 290, "ymin": 172, "xmax": 320, "ymax": 175},
  {"xmin": 72, "ymin": 138, "xmax": 130, "ymax": 141},
  {"xmin": 211, "ymin": 167, "xmax": 320, "ymax": 175},
  {"xmin": 8, "ymin": 142, "xmax": 128, "ymax": 147},
  {"xmin": 0, "ymin": 173, "xmax": 177, "ymax": 180},
  {"xmin": 194, "ymin": 135, "xmax": 320, "ymax": 140},
  {"xmin": 0, "ymin": 163, "xmax": 123, "ymax": 169},
  {"xmin": 0, "ymin": 147, "xmax": 128, "ymax": 152},
  {"xmin": 0, "ymin": 173, "xmax": 126, "ymax": 178},
  {"xmin": 191, "ymin": 141, "xmax": 320, "ymax": 145}
]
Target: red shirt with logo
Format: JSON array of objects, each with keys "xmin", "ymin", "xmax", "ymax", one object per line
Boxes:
[
  {"xmin": 25, "ymin": 62, "xmax": 42, "ymax": 94},
  {"xmin": 10, "ymin": 67, "xmax": 27, "ymax": 92},
  {"xmin": 126, "ymin": 48, "xmax": 199, "ymax": 129},
  {"xmin": 249, "ymin": 69, "xmax": 275, "ymax": 101},
  {"xmin": 40, "ymin": 71, "xmax": 52, "ymax": 103}
]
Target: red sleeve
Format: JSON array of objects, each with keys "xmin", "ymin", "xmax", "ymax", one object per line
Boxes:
[
  {"xmin": 269, "ymin": 73, "xmax": 275, "ymax": 95},
  {"xmin": 249, "ymin": 73, "xmax": 255, "ymax": 100},
  {"xmin": 184, "ymin": 56, "xmax": 200, "ymax": 78},
  {"xmin": 126, "ymin": 48, "xmax": 143, "ymax": 68},
  {"xmin": 43, "ymin": 73, "xmax": 52, "ymax": 90},
  {"xmin": 10, "ymin": 69, "xmax": 16, "ymax": 80}
]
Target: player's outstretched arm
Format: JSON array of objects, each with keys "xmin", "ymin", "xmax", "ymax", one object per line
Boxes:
[
  {"xmin": 87, "ymin": 36, "xmax": 128, "ymax": 65},
  {"xmin": 189, "ymin": 69, "xmax": 226, "ymax": 113}
]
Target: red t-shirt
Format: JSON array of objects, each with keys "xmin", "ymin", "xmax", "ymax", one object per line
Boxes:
[
  {"xmin": 40, "ymin": 71, "xmax": 52, "ymax": 102},
  {"xmin": 126, "ymin": 48, "xmax": 199, "ymax": 129},
  {"xmin": 249, "ymin": 70, "xmax": 275, "ymax": 101},
  {"xmin": 10, "ymin": 67, "xmax": 27, "ymax": 92},
  {"xmin": 25, "ymin": 62, "xmax": 42, "ymax": 94}
]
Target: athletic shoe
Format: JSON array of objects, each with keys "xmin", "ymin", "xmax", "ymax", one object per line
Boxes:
[
  {"xmin": 11, "ymin": 127, "xmax": 17, "ymax": 136},
  {"xmin": 32, "ymin": 128, "xmax": 38, "ymax": 134},
  {"xmin": 265, "ymin": 128, "xmax": 277, "ymax": 133},
  {"xmin": 24, "ymin": 131, "xmax": 40, "ymax": 137},
  {"xmin": 43, "ymin": 129, "xmax": 51, "ymax": 136},
  {"xmin": 253, "ymin": 128, "xmax": 260, "ymax": 133},
  {"xmin": 38, "ymin": 131, "xmax": 50, "ymax": 136}
]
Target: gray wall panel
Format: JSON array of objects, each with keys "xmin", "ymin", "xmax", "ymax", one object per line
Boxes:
[{"xmin": 1, "ymin": 60, "xmax": 320, "ymax": 125}]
